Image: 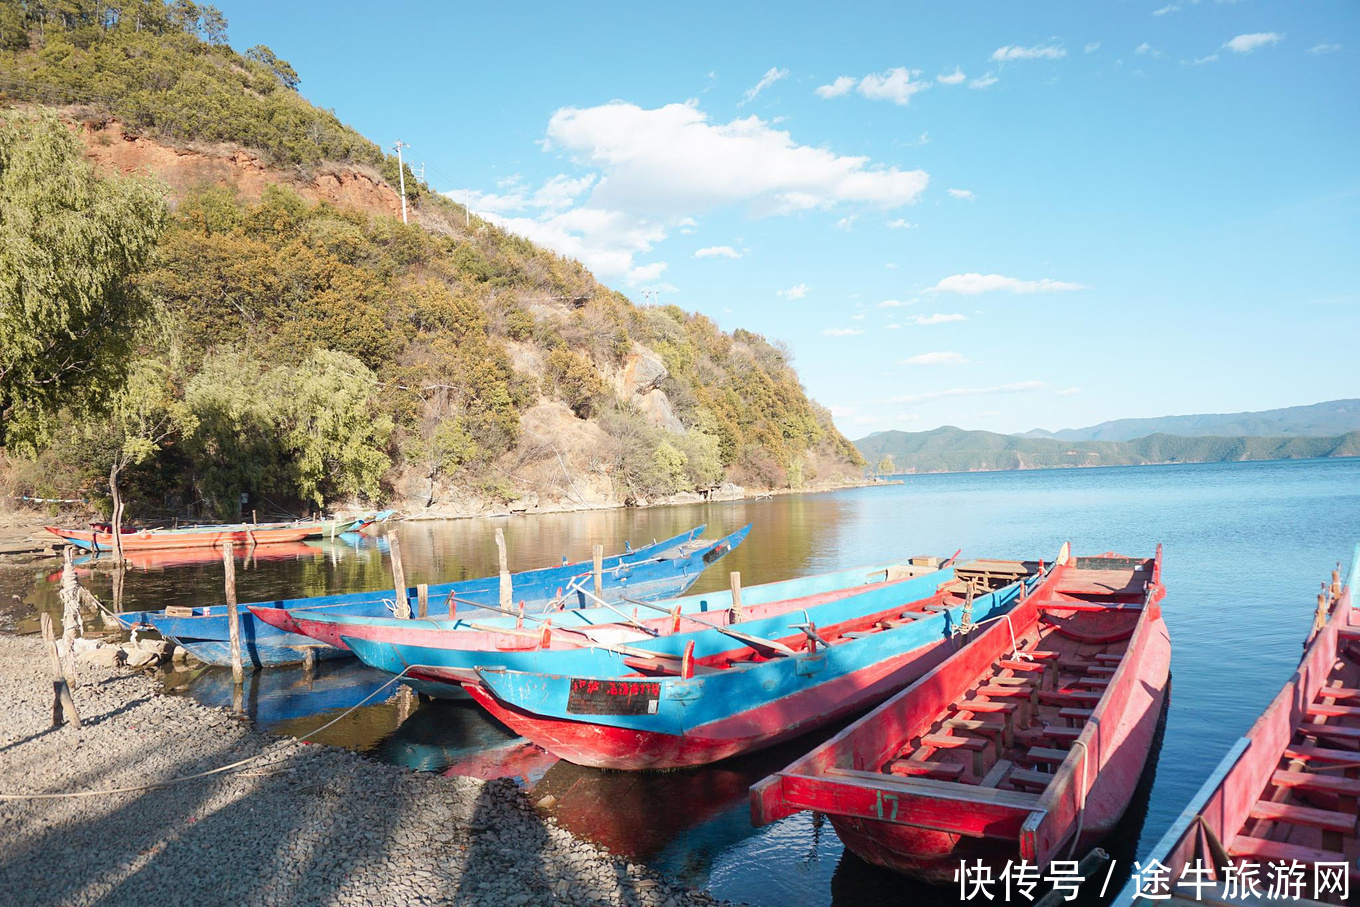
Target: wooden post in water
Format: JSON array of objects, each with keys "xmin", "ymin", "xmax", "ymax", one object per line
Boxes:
[
  {"xmin": 417, "ymin": 583, "xmax": 429, "ymax": 619},
  {"xmin": 730, "ymin": 571, "xmax": 743, "ymax": 623},
  {"xmin": 1315, "ymin": 585, "xmax": 1330, "ymax": 632},
  {"xmin": 496, "ymin": 529, "xmax": 512, "ymax": 609},
  {"xmin": 41, "ymin": 612, "xmax": 81, "ymax": 728},
  {"xmin": 390, "ymin": 532, "xmax": 410, "ymax": 619},
  {"xmin": 302, "ymin": 646, "xmax": 316, "ymax": 676},
  {"xmin": 1331, "ymin": 563, "xmax": 1343, "ymax": 603},
  {"xmin": 222, "ymin": 543, "xmax": 244, "ymax": 688},
  {"xmin": 592, "ymin": 544, "xmax": 604, "ymax": 600}
]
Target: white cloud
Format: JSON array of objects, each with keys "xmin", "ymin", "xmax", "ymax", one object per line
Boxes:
[
  {"xmin": 947, "ymin": 188, "xmax": 975, "ymax": 200},
  {"xmin": 969, "ymin": 72, "xmax": 999, "ymax": 89},
  {"xmin": 815, "ymin": 76, "xmax": 856, "ymax": 98},
  {"xmin": 901, "ymin": 351, "xmax": 971, "ymax": 366},
  {"xmin": 1135, "ymin": 43, "xmax": 1161, "ymax": 57},
  {"xmin": 834, "ymin": 215, "xmax": 858, "ymax": 230},
  {"xmin": 694, "ymin": 245, "xmax": 742, "ymax": 259},
  {"xmin": 1308, "ymin": 43, "xmax": 1341, "ymax": 55},
  {"xmin": 627, "ymin": 261, "xmax": 668, "ymax": 285},
  {"xmin": 887, "ymin": 218, "xmax": 917, "ymax": 229},
  {"xmin": 992, "ymin": 44, "xmax": 1067, "ymax": 62},
  {"xmin": 741, "ymin": 66, "xmax": 789, "ymax": 105},
  {"xmin": 479, "ymin": 100, "xmax": 932, "ymax": 278},
  {"xmin": 850, "ymin": 414, "xmax": 877, "ymax": 426},
  {"xmin": 828, "ymin": 404, "xmax": 855, "ymax": 418},
  {"xmin": 885, "ymin": 323, "xmax": 902, "ymax": 330},
  {"xmin": 928, "ymin": 273, "xmax": 1088, "ymax": 294},
  {"xmin": 1191, "ymin": 54, "xmax": 1220, "ymax": 65},
  {"xmin": 1224, "ymin": 33, "xmax": 1283, "ymax": 54},
  {"xmin": 1084, "ymin": 42, "xmax": 1101, "ymax": 54},
  {"xmin": 877, "ymin": 299, "xmax": 909, "ymax": 308},
  {"xmin": 822, "ymin": 327, "xmax": 865, "ymax": 337},
  {"xmin": 937, "ymin": 67, "xmax": 966, "ymax": 85},
  {"xmin": 778, "ymin": 283, "xmax": 810, "ymax": 300},
  {"xmin": 1057, "ymin": 387, "xmax": 1082, "ymax": 396},
  {"xmin": 913, "ymin": 313, "xmax": 967, "ymax": 325},
  {"xmin": 857, "ymin": 67, "xmax": 930, "ymax": 105},
  {"xmin": 1152, "ymin": 4, "xmax": 1179, "ymax": 16},
  {"xmin": 851, "ymin": 313, "xmax": 866, "ymax": 320},
  {"xmin": 892, "ymin": 381, "xmax": 1046, "ymax": 405},
  {"xmin": 885, "ymin": 262, "xmax": 898, "ymax": 269}
]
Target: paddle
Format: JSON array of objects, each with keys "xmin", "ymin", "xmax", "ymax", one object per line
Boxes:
[{"xmin": 617, "ymin": 594, "xmax": 798, "ymax": 658}]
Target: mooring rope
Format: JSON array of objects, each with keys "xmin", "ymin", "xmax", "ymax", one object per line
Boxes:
[{"xmin": 0, "ymin": 666, "xmax": 418, "ymax": 801}]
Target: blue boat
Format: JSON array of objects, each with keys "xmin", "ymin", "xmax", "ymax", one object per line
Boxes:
[
  {"xmin": 339, "ymin": 559, "xmax": 961, "ymax": 700},
  {"xmin": 142, "ymin": 524, "xmax": 745, "ymax": 668}
]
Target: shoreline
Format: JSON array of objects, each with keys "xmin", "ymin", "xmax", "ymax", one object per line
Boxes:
[{"xmin": 0, "ymin": 631, "xmax": 731, "ymax": 907}]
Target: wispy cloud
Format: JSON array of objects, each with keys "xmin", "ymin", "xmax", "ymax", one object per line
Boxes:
[
  {"xmin": 877, "ymin": 299, "xmax": 911, "ymax": 308},
  {"xmin": 814, "ymin": 75, "xmax": 856, "ymax": 99},
  {"xmin": 947, "ymin": 188, "xmax": 975, "ymax": 200},
  {"xmin": 1308, "ymin": 43, "xmax": 1341, "ymax": 55},
  {"xmin": 1190, "ymin": 53, "xmax": 1219, "ymax": 65},
  {"xmin": 969, "ymin": 72, "xmax": 999, "ymax": 89},
  {"xmin": 887, "ymin": 218, "xmax": 918, "ymax": 229},
  {"xmin": 992, "ymin": 44, "xmax": 1067, "ymax": 62},
  {"xmin": 1224, "ymin": 33, "xmax": 1283, "ymax": 54},
  {"xmin": 1135, "ymin": 43, "xmax": 1162, "ymax": 58},
  {"xmin": 913, "ymin": 313, "xmax": 967, "ymax": 325},
  {"xmin": 822, "ymin": 327, "xmax": 865, "ymax": 337},
  {"xmin": 834, "ymin": 215, "xmax": 859, "ymax": 230},
  {"xmin": 1084, "ymin": 42, "xmax": 1101, "ymax": 54},
  {"xmin": 900, "ymin": 351, "xmax": 971, "ymax": 366},
  {"xmin": 778, "ymin": 283, "xmax": 810, "ymax": 300},
  {"xmin": 891, "ymin": 381, "xmax": 1046, "ymax": 405},
  {"xmin": 937, "ymin": 67, "xmax": 966, "ymax": 85},
  {"xmin": 741, "ymin": 66, "xmax": 789, "ymax": 104},
  {"xmin": 694, "ymin": 245, "xmax": 741, "ymax": 259},
  {"xmin": 1152, "ymin": 4, "xmax": 1179, "ymax": 16},
  {"xmin": 928, "ymin": 273, "xmax": 1087, "ymax": 294},
  {"xmin": 857, "ymin": 68, "xmax": 931, "ymax": 105},
  {"xmin": 1057, "ymin": 387, "xmax": 1082, "ymax": 396},
  {"xmin": 627, "ymin": 262, "xmax": 668, "ymax": 285}
]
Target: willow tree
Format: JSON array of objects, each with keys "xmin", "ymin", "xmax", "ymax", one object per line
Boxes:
[{"xmin": 0, "ymin": 109, "xmax": 167, "ymax": 449}]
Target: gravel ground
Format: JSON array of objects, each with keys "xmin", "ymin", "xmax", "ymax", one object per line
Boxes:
[{"xmin": 0, "ymin": 633, "xmax": 731, "ymax": 907}]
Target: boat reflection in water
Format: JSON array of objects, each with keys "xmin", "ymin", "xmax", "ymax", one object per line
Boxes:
[{"xmin": 170, "ymin": 659, "xmax": 396, "ymax": 727}]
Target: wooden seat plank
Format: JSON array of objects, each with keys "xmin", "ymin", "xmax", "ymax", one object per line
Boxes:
[
  {"xmin": 1009, "ymin": 767, "xmax": 1053, "ymax": 791},
  {"xmin": 1017, "ymin": 726, "xmax": 1082, "ymax": 745},
  {"xmin": 1229, "ymin": 835, "xmax": 1353, "ymax": 869},
  {"xmin": 1248, "ymin": 800, "xmax": 1356, "ymax": 834},
  {"xmin": 1271, "ymin": 768, "xmax": 1360, "ymax": 797},
  {"xmin": 998, "ymin": 660, "xmax": 1046, "ymax": 673},
  {"xmin": 887, "ymin": 759, "xmax": 965, "ymax": 780},
  {"xmin": 1038, "ymin": 689, "xmax": 1103, "ymax": 705},
  {"xmin": 1019, "ymin": 746, "xmax": 1068, "ymax": 766},
  {"xmin": 980, "ymin": 758, "xmax": 1014, "ymax": 788},
  {"xmin": 1306, "ymin": 703, "xmax": 1360, "ymax": 719},
  {"xmin": 1285, "ymin": 743, "xmax": 1360, "ymax": 764},
  {"xmin": 921, "ymin": 733, "xmax": 988, "ymax": 751}
]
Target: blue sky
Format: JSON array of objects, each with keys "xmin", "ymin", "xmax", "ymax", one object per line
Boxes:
[{"xmin": 216, "ymin": 1, "xmax": 1357, "ymax": 437}]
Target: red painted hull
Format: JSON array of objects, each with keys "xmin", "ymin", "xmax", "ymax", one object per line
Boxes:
[
  {"xmin": 47, "ymin": 524, "xmax": 320, "ymax": 551},
  {"xmin": 465, "ymin": 634, "xmax": 958, "ymax": 770}
]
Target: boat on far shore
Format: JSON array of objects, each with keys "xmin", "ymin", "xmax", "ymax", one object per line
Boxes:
[{"xmin": 45, "ymin": 510, "xmax": 392, "ymax": 553}]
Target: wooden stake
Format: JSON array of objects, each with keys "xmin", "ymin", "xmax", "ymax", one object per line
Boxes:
[
  {"xmin": 222, "ymin": 543, "xmax": 244, "ymax": 687},
  {"xmin": 1331, "ymin": 563, "xmax": 1343, "ymax": 603},
  {"xmin": 730, "ymin": 571, "xmax": 743, "ymax": 623},
  {"xmin": 592, "ymin": 544, "xmax": 604, "ymax": 600},
  {"xmin": 390, "ymin": 532, "xmax": 410, "ymax": 619},
  {"xmin": 496, "ymin": 528, "xmax": 512, "ymax": 609},
  {"xmin": 41, "ymin": 613, "xmax": 81, "ymax": 729},
  {"xmin": 417, "ymin": 583, "xmax": 429, "ymax": 619},
  {"xmin": 302, "ymin": 646, "xmax": 317, "ymax": 675}
]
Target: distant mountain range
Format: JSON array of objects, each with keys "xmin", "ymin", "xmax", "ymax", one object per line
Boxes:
[
  {"xmin": 854, "ymin": 426, "xmax": 1360, "ymax": 474},
  {"xmin": 1017, "ymin": 399, "xmax": 1360, "ymax": 442},
  {"xmin": 854, "ymin": 398, "xmax": 1360, "ymax": 474}
]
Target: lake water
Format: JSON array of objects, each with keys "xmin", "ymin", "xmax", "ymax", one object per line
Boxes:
[{"xmin": 26, "ymin": 457, "xmax": 1360, "ymax": 905}]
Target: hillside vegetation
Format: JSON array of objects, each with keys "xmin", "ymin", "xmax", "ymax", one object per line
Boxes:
[
  {"xmin": 1018, "ymin": 399, "xmax": 1360, "ymax": 442},
  {"xmin": 0, "ymin": 2, "xmax": 861, "ymax": 521},
  {"xmin": 855, "ymin": 426, "xmax": 1360, "ymax": 474}
]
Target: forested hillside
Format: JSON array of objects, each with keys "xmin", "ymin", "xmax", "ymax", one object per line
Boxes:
[
  {"xmin": 856, "ymin": 426, "xmax": 1360, "ymax": 474},
  {"xmin": 0, "ymin": 1, "xmax": 862, "ymax": 521},
  {"xmin": 1017, "ymin": 399, "xmax": 1360, "ymax": 442}
]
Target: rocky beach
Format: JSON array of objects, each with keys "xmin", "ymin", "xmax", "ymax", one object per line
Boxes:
[{"xmin": 0, "ymin": 632, "xmax": 727, "ymax": 907}]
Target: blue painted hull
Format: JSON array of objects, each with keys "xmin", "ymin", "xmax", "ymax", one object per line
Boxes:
[
  {"xmin": 148, "ymin": 525, "xmax": 746, "ymax": 668},
  {"xmin": 341, "ymin": 564, "xmax": 962, "ymax": 698}
]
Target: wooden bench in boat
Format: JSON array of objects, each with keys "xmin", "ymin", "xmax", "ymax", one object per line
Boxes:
[
  {"xmin": 1271, "ymin": 768, "xmax": 1360, "ymax": 797},
  {"xmin": 1284, "ymin": 743, "xmax": 1360, "ymax": 766},
  {"xmin": 1017, "ymin": 746, "xmax": 1068, "ymax": 767},
  {"xmin": 1229, "ymin": 835, "xmax": 1355, "ymax": 873},
  {"xmin": 1038, "ymin": 689, "xmax": 1103, "ymax": 706},
  {"xmin": 887, "ymin": 759, "xmax": 965, "ymax": 781},
  {"xmin": 1017, "ymin": 725, "xmax": 1082, "ymax": 745},
  {"xmin": 1306, "ymin": 724, "xmax": 1360, "ymax": 744},
  {"xmin": 920, "ymin": 733, "xmax": 990, "ymax": 774},
  {"xmin": 1008, "ymin": 767, "xmax": 1054, "ymax": 792},
  {"xmin": 1058, "ymin": 707, "xmax": 1093, "ymax": 727},
  {"xmin": 1314, "ymin": 686, "xmax": 1360, "ymax": 700},
  {"xmin": 1248, "ymin": 800, "xmax": 1357, "ymax": 835},
  {"xmin": 1306, "ymin": 703, "xmax": 1360, "ymax": 719}
]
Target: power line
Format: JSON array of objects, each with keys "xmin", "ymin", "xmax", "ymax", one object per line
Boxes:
[{"xmin": 392, "ymin": 140, "xmax": 409, "ymax": 224}]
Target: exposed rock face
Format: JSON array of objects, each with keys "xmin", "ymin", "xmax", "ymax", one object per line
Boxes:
[
  {"xmin": 615, "ymin": 348, "xmax": 685, "ymax": 434},
  {"xmin": 78, "ymin": 120, "xmax": 401, "ymax": 218},
  {"xmin": 622, "ymin": 350, "xmax": 668, "ymax": 396}
]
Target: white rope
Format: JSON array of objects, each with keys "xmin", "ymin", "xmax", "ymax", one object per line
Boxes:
[{"xmin": 0, "ymin": 666, "xmax": 417, "ymax": 801}]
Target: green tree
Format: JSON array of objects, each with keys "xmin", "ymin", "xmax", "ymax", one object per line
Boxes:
[
  {"xmin": 0, "ymin": 109, "xmax": 167, "ymax": 448},
  {"xmin": 876, "ymin": 453, "xmax": 896, "ymax": 476}
]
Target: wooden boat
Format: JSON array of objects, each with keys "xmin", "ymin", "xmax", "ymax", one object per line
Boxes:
[
  {"xmin": 132, "ymin": 525, "xmax": 743, "ymax": 667},
  {"xmin": 251, "ymin": 555, "xmax": 950, "ymax": 664},
  {"xmin": 750, "ymin": 546, "xmax": 1168, "ymax": 883},
  {"xmin": 441, "ymin": 557, "xmax": 1046, "ymax": 770},
  {"xmin": 1110, "ymin": 546, "xmax": 1358, "ymax": 906},
  {"xmin": 47, "ymin": 519, "xmax": 326, "ymax": 552}
]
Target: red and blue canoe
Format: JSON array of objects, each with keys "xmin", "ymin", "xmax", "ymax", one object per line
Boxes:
[
  {"xmin": 1110, "ymin": 545, "xmax": 1358, "ymax": 905},
  {"xmin": 47, "ymin": 521, "xmax": 324, "ymax": 552},
  {"xmin": 457, "ymin": 556, "xmax": 1049, "ymax": 770},
  {"xmin": 751, "ymin": 546, "xmax": 1169, "ymax": 884}
]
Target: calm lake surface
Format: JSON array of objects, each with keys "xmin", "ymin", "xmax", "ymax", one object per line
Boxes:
[{"xmin": 27, "ymin": 457, "xmax": 1360, "ymax": 905}]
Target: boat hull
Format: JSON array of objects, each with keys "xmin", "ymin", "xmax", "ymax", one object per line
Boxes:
[{"xmin": 49, "ymin": 524, "xmax": 320, "ymax": 551}]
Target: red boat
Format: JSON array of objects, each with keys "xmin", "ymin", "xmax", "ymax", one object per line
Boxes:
[
  {"xmin": 1111, "ymin": 547, "xmax": 1358, "ymax": 906},
  {"xmin": 46, "ymin": 521, "xmax": 323, "ymax": 552},
  {"xmin": 751, "ymin": 546, "xmax": 1168, "ymax": 883}
]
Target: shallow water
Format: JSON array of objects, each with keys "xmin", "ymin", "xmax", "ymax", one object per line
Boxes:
[{"xmin": 26, "ymin": 457, "xmax": 1360, "ymax": 905}]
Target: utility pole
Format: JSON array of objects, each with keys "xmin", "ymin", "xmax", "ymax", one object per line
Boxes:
[
  {"xmin": 465, "ymin": 187, "xmax": 471, "ymax": 227},
  {"xmin": 417, "ymin": 162, "xmax": 425, "ymax": 185},
  {"xmin": 393, "ymin": 140, "xmax": 409, "ymax": 224}
]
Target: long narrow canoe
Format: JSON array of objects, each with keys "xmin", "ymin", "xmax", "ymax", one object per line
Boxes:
[
  {"xmin": 250, "ymin": 555, "xmax": 948, "ymax": 656},
  {"xmin": 430, "ymin": 559, "xmax": 1043, "ymax": 770},
  {"xmin": 48, "ymin": 521, "xmax": 326, "ymax": 551},
  {"xmin": 1111, "ymin": 546, "xmax": 1358, "ymax": 906},
  {"xmin": 147, "ymin": 525, "xmax": 744, "ymax": 668},
  {"xmin": 751, "ymin": 546, "xmax": 1168, "ymax": 883}
]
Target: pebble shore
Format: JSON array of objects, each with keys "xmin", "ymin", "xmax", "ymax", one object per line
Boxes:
[{"xmin": 0, "ymin": 633, "xmax": 730, "ymax": 907}]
